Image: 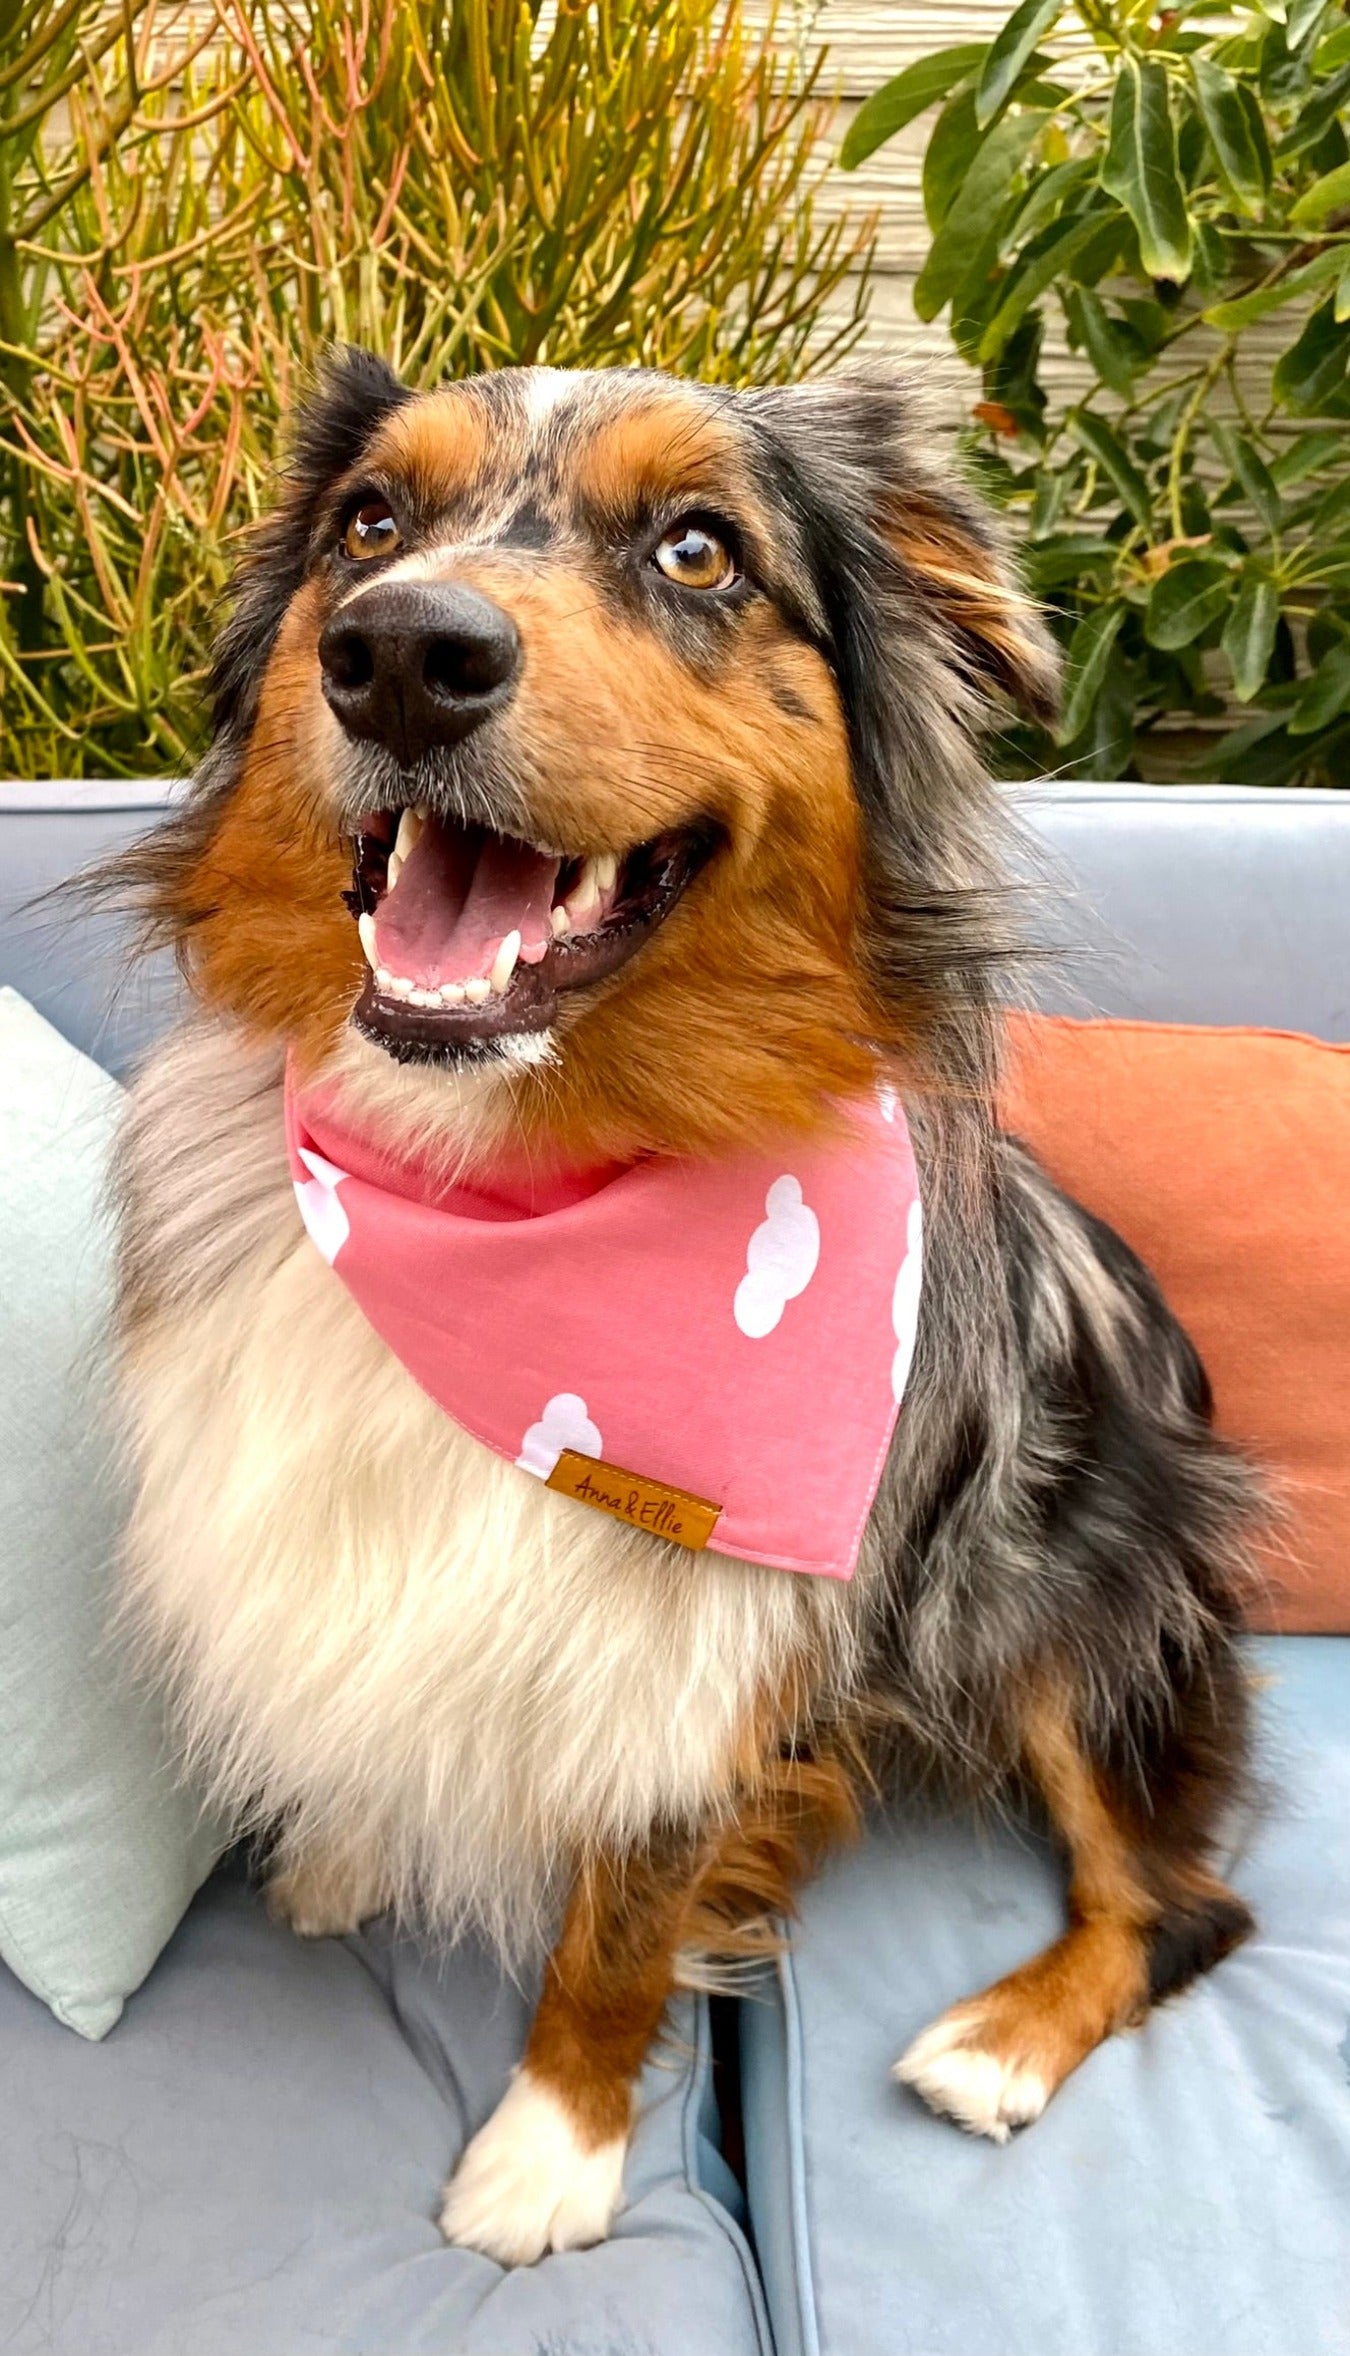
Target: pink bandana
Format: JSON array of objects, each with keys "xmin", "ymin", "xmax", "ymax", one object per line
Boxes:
[{"xmin": 284, "ymin": 1073, "xmax": 922, "ymax": 1580}]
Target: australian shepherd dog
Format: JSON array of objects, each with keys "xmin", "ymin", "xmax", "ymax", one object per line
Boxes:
[{"xmin": 112, "ymin": 355, "xmax": 1258, "ymax": 2264}]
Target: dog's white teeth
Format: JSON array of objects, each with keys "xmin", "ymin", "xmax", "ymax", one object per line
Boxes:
[
  {"xmin": 595, "ymin": 853, "xmax": 618, "ymax": 894},
  {"xmin": 375, "ymin": 966, "xmax": 394, "ymax": 990},
  {"xmin": 394, "ymin": 807, "xmax": 424, "ymax": 866},
  {"xmin": 387, "ymin": 852, "xmax": 403, "ymax": 887},
  {"xmin": 464, "ymin": 977, "xmax": 492, "ymax": 1005},
  {"xmin": 489, "ymin": 930, "xmax": 522, "ymax": 995},
  {"xmin": 409, "ymin": 986, "xmax": 439, "ymax": 1008},
  {"xmin": 564, "ymin": 859, "xmax": 603, "ymax": 926},
  {"xmin": 358, "ymin": 912, "xmax": 379, "ymax": 969},
  {"xmin": 438, "ymin": 981, "xmax": 466, "ymax": 1006},
  {"xmin": 550, "ymin": 903, "xmax": 571, "ymax": 938},
  {"xmin": 387, "ymin": 976, "xmax": 415, "ymax": 999}
]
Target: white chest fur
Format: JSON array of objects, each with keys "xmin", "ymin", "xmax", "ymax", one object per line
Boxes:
[{"xmin": 118, "ymin": 1022, "xmax": 844, "ymax": 1956}]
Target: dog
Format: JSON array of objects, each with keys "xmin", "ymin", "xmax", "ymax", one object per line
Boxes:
[{"xmin": 111, "ymin": 354, "xmax": 1259, "ymax": 2267}]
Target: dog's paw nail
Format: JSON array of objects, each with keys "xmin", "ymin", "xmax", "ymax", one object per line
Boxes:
[
  {"xmin": 893, "ymin": 2014, "xmax": 1048, "ymax": 2144},
  {"xmin": 439, "ymin": 2068, "xmax": 627, "ymax": 2265}
]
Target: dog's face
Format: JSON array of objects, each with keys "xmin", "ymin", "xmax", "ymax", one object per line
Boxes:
[{"xmin": 164, "ymin": 359, "xmax": 1055, "ymax": 1162}]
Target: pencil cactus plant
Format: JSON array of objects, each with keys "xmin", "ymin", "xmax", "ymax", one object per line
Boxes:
[
  {"xmin": 845, "ymin": 0, "xmax": 1350, "ymax": 785},
  {"xmin": 1, "ymin": 0, "xmax": 872, "ymax": 778}
]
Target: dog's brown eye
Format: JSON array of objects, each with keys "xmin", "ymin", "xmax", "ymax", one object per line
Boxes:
[
  {"xmin": 652, "ymin": 522, "xmax": 736, "ymax": 592},
  {"xmin": 343, "ymin": 500, "xmax": 401, "ymax": 561}
]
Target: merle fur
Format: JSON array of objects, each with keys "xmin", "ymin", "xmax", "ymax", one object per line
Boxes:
[{"xmin": 114, "ymin": 355, "xmax": 1260, "ymax": 1998}]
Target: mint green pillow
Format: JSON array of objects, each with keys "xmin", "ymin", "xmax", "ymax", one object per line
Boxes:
[{"xmin": 0, "ymin": 989, "xmax": 218, "ymax": 2037}]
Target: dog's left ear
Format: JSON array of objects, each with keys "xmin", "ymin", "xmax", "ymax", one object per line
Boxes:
[{"xmin": 744, "ymin": 373, "xmax": 1059, "ymax": 736}]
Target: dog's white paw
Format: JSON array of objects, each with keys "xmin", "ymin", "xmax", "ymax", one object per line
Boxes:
[
  {"xmin": 439, "ymin": 2068, "xmax": 628, "ymax": 2266},
  {"xmin": 264, "ymin": 1851, "xmax": 390, "ymax": 1940},
  {"xmin": 894, "ymin": 2011, "xmax": 1049, "ymax": 2145}
]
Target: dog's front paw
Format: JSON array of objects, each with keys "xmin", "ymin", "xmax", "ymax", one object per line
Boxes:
[
  {"xmin": 893, "ymin": 2006, "xmax": 1050, "ymax": 2145},
  {"xmin": 439, "ymin": 2068, "xmax": 628, "ymax": 2266},
  {"xmin": 264, "ymin": 1847, "xmax": 392, "ymax": 1940}
]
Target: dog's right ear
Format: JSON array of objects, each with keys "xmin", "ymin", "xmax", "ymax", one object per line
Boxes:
[{"xmin": 211, "ymin": 345, "xmax": 412, "ymax": 742}]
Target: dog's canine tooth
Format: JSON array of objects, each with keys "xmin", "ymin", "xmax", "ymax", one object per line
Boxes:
[
  {"xmin": 464, "ymin": 977, "xmax": 491, "ymax": 1005},
  {"xmin": 564, "ymin": 859, "xmax": 603, "ymax": 925},
  {"xmin": 550, "ymin": 904, "xmax": 571, "ymax": 939},
  {"xmin": 387, "ymin": 852, "xmax": 403, "ymax": 887},
  {"xmin": 358, "ymin": 912, "xmax": 379, "ymax": 969},
  {"xmin": 594, "ymin": 852, "xmax": 618, "ymax": 894},
  {"xmin": 489, "ymin": 931, "xmax": 522, "ymax": 995},
  {"xmin": 394, "ymin": 808, "xmax": 424, "ymax": 866}
]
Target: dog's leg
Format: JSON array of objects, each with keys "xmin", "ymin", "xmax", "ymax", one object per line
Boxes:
[
  {"xmin": 439, "ymin": 1840, "xmax": 691, "ymax": 2264},
  {"xmin": 440, "ymin": 1744, "xmax": 859, "ymax": 2263},
  {"xmin": 896, "ymin": 1670, "xmax": 1253, "ymax": 2142},
  {"xmin": 265, "ymin": 1836, "xmax": 394, "ymax": 1939}
]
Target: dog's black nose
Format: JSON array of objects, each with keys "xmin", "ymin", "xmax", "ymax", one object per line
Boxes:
[{"xmin": 319, "ymin": 579, "xmax": 520, "ymax": 763}]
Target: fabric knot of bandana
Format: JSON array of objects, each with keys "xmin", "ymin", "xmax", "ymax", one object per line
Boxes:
[{"xmin": 284, "ymin": 1071, "xmax": 922, "ymax": 1581}]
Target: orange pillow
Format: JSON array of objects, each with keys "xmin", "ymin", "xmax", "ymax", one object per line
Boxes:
[{"xmin": 999, "ymin": 1012, "xmax": 1350, "ymax": 1634}]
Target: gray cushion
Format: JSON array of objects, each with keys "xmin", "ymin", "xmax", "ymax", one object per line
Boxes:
[
  {"xmin": 740, "ymin": 1636, "xmax": 1350, "ymax": 2356},
  {"xmin": 0, "ymin": 1865, "xmax": 769, "ymax": 2356},
  {"xmin": 1015, "ymin": 783, "xmax": 1350, "ymax": 1040}
]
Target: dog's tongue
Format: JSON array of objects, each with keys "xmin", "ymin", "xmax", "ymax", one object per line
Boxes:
[{"xmin": 373, "ymin": 820, "xmax": 560, "ymax": 987}]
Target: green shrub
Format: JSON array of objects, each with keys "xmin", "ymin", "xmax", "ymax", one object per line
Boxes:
[
  {"xmin": 845, "ymin": 0, "xmax": 1350, "ymax": 785},
  {"xmin": 1, "ymin": 0, "xmax": 873, "ymax": 778}
]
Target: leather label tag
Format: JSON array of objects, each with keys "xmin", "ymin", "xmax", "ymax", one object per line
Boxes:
[{"xmin": 546, "ymin": 1449, "xmax": 722, "ymax": 1550}]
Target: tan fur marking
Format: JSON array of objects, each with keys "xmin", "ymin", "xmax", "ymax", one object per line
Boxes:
[
  {"xmin": 363, "ymin": 385, "xmax": 493, "ymax": 508},
  {"xmin": 888, "ymin": 494, "xmax": 1059, "ymax": 725}
]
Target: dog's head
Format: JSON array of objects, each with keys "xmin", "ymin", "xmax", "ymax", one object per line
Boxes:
[{"xmin": 150, "ymin": 355, "xmax": 1056, "ymax": 1162}]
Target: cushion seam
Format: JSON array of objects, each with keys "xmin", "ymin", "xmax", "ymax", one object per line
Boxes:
[
  {"xmin": 777, "ymin": 1936, "xmax": 823, "ymax": 2356},
  {"xmin": 680, "ymin": 1991, "xmax": 778, "ymax": 2356}
]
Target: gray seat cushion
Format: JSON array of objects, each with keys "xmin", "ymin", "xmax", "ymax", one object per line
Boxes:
[
  {"xmin": 1016, "ymin": 783, "xmax": 1350, "ymax": 1040},
  {"xmin": 739, "ymin": 1636, "xmax": 1350, "ymax": 2356},
  {"xmin": 0, "ymin": 1866, "xmax": 769, "ymax": 2356}
]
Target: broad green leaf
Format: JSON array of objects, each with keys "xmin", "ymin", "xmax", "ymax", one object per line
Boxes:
[
  {"xmin": 1274, "ymin": 61, "xmax": 1350, "ymax": 157},
  {"xmin": 840, "ymin": 44, "xmax": 988, "ymax": 168},
  {"xmin": 978, "ymin": 213, "xmax": 1103, "ymax": 360},
  {"xmin": 1222, "ymin": 569, "xmax": 1280, "ymax": 698},
  {"xmin": 1288, "ymin": 638, "xmax": 1350, "ymax": 733},
  {"xmin": 1003, "ymin": 155, "xmax": 1098, "ymax": 254},
  {"xmin": 1317, "ymin": 23, "xmax": 1350, "ymax": 69},
  {"xmin": 1067, "ymin": 210, "xmax": 1136, "ymax": 285},
  {"xmin": 914, "ymin": 113, "xmax": 1046, "ymax": 321},
  {"xmin": 1203, "ymin": 241, "xmax": 1345, "ymax": 329},
  {"xmin": 1100, "ymin": 54, "xmax": 1193, "ymax": 282},
  {"xmin": 1028, "ymin": 468, "xmax": 1068, "ymax": 540},
  {"xmin": 1190, "ymin": 56, "xmax": 1271, "ymax": 215},
  {"xmin": 1273, "ymin": 295, "xmax": 1350, "ymax": 411},
  {"xmin": 1289, "ymin": 158, "xmax": 1350, "ymax": 225},
  {"xmin": 1023, "ymin": 536, "xmax": 1122, "ymax": 589},
  {"xmin": 1056, "ymin": 603, "xmax": 1127, "ymax": 744},
  {"xmin": 976, "ymin": 0, "xmax": 1062, "ymax": 127},
  {"xmin": 1270, "ymin": 429, "xmax": 1343, "ymax": 486},
  {"xmin": 924, "ymin": 92, "xmax": 983, "ymax": 230},
  {"xmin": 1338, "ymin": 259, "xmax": 1350, "ymax": 322},
  {"xmin": 1286, "ymin": 0, "xmax": 1328, "ymax": 49},
  {"xmin": 1304, "ymin": 475, "xmax": 1350, "ymax": 533},
  {"xmin": 1145, "ymin": 558, "xmax": 1233, "ymax": 649},
  {"xmin": 1069, "ymin": 408, "xmax": 1154, "ymax": 527},
  {"xmin": 1068, "ymin": 286, "xmax": 1147, "ymax": 394},
  {"xmin": 1208, "ymin": 420, "xmax": 1284, "ymax": 533}
]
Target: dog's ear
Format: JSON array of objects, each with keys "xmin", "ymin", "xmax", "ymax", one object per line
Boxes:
[
  {"xmin": 212, "ymin": 345, "xmax": 412, "ymax": 741},
  {"xmin": 743, "ymin": 373, "xmax": 1059, "ymax": 741}
]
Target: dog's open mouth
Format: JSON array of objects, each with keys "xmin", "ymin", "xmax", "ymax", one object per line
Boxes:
[{"xmin": 347, "ymin": 807, "xmax": 714, "ymax": 1058}]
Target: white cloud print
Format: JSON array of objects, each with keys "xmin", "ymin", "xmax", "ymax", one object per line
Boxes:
[
  {"xmin": 891, "ymin": 1198, "xmax": 924, "ymax": 1404},
  {"xmin": 293, "ymin": 1146, "xmax": 351, "ymax": 1266},
  {"xmin": 734, "ymin": 1175, "xmax": 821, "ymax": 1340},
  {"xmin": 516, "ymin": 1392, "xmax": 603, "ymax": 1480}
]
